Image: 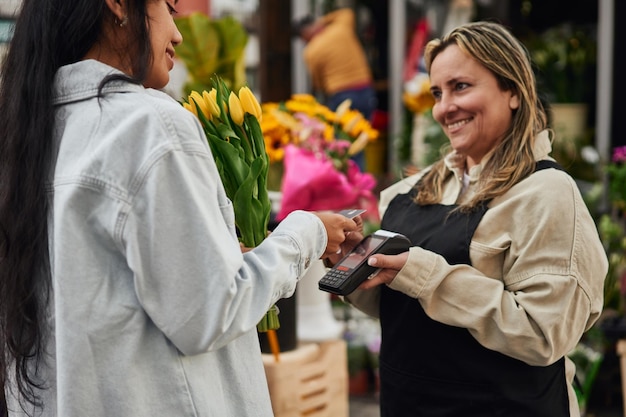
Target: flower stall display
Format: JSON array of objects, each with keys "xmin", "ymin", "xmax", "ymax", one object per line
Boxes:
[
  {"xmin": 181, "ymin": 76, "xmax": 281, "ymax": 359},
  {"xmin": 260, "ymin": 94, "xmax": 380, "ymax": 223},
  {"xmin": 401, "ymin": 72, "xmax": 445, "ymax": 171},
  {"xmin": 260, "ymin": 94, "xmax": 380, "ymax": 343},
  {"xmin": 598, "ymin": 146, "xmax": 626, "ymax": 315},
  {"xmin": 606, "ymin": 146, "xmax": 626, "ymax": 213}
]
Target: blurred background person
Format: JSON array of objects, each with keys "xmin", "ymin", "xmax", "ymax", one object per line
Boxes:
[{"xmin": 293, "ymin": 7, "xmax": 377, "ymax": 170}]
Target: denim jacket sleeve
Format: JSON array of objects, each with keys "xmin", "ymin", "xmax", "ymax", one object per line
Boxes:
[{"xmin": 121, "ymin": 101, "xmax": 327, "ymax": 356}]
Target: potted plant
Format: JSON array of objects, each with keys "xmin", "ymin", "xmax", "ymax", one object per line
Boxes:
[
  {"xmin": 525, "ymin": 23, "xmax": 597, "ymax": 143},
  {"xmin": 528, "ymin": 23, "xmax": 596, "ymax": 104}
]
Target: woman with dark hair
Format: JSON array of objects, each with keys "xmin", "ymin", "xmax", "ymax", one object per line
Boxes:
[
  {"xmin": 0, "ymin": 0, "xmax": 360, "ymax": 415},
  {"xmin": 343, "ymin": 21, "xmax": 608, "ymax": 416}
]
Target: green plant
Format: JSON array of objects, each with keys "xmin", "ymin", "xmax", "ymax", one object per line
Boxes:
[
  {"xmin": 174, "ymin": 13, "xmax": 248, "ymax": 97},
  {"xmin": 568, "ymin": 343, "xmax": 604, "ymax": 413},
  {"xmin": 526, "ymin": 23, "xmax": 596, "ymax": 103},
  {"xmin": 598, "ymin": 214, "xmax": 626, "ymax": 313},
  {"xmin": 606, "ymin": 146, "xmax": 626, "ymax": 212},
  {"xmin": 598, "ymin": 146, "xmax": 626, "ymax": 313}
]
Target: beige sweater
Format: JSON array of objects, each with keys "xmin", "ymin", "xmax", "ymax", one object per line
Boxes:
[{"xmin": 346, "ymin": 130, "xmax": 607, "ymax": 415}]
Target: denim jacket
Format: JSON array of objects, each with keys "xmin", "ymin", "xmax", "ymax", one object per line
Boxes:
[{"xmin": 7, "ymin": 60, "xmax": 327, "ymax": 416}]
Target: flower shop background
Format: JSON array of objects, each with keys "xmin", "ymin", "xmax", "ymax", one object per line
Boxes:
[
  {"xmin": 2, "ymin": 0, "xmax": 622, "ymax": 415},
  {"xmin": 166, "ymin": 0, "xmax": 623, "ymax": 415}
]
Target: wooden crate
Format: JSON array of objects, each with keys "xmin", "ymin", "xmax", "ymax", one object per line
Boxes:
[{"xmin": 262, "ymin": 340, "xmax": 349, "ymax": 417}]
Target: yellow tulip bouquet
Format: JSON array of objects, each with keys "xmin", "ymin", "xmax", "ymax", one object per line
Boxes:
[{"xmin": 182, "ymin": 76, "xmax": 279, "ymax": 334}]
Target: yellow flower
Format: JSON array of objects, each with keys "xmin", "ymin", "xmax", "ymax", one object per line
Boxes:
[
  {"xmin": 269, "ymin": 108, "xmax": 299, "ymax": 132},
  {"xmin": 403, "ymin": 73, "xmax": 435, "ymax": 114},
  {"xmin": 189, "ymin": 91, "xmax": 209, "ymax": 117},
  {"xmin": 258, "ymin": 93, "xmax": 380, "ymax": 169},
  {"xmin": 348, "ymin": 131, "xmax": 369, "ymax": 156},
  {"xmin": 323, "ymin": 124, "xmax": 334, "ymax": 141},
  {"xmin": 290, "ymin": 93, "xmax": 316, "ymax": 103},
  {"xmin": 183, "ymin": 101, "xmax": 198, "ymax": 118},
  {"xmin": 228, "ymin": 91, "xmax": 244, "ymax": 125},
  {"xmin": 335, "ymin": 99, "xmax": 352, "ymax": 119},
  {"xmin": 284, "ymin": 100, "xmax": 314, "ymax": 116},
  {"xmin": 342, "ymin": 112, "xmax": 363, "ymax": 135},
  {"xmin": 261, "ymin": 102, "xmax": 279, "ymax": 112},
  {"xmin": 203, "ymin": 89, "xmax": 221, "ymax": 118},
  {"xmin": 238, "ymin": 86, "xmax": 262, "ymax": 120},
  {"xmin": 364, "ymin": 126, "xmax": 379, "ymax": 141}
]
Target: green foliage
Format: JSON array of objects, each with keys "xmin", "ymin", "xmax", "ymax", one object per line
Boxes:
[
  {"xmin": 606, "ymin": 146, "xmax": 626, "ymax": 212},
  {"xmin": 397, "ymin": 107, "xmax": 413, "ymax": 165},
  {"xmin": 421, "ymin": 110, "xmax": 448, "ymax": 167},
  {"xmin": 598, "ymin": 146, "xmax": 626, "ymax": 313},
  {"xmin": 598, "ymin": 214, "xmax": 626, "ymax": 312},
  {"xmin": 568, "ymin": 343, "xmax": 603, "ymax": 413},
  {"xmin": 174, "ymin": 13, "xmax": 248, "ymax": 96},
  {"xmin": 525, "ymin": 23, "xmax": 596, "ymax": 103}
]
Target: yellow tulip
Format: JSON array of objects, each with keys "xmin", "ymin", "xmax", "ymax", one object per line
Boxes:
[
  {"xmin": 228, "ymin": 92, "xmax": 244, "ymax": 125},
  {"xmin": 183, "ymin": 101, "xmax": 198, "ymax": 118},
  {"xmin": 189, "ymin": 91, "xmax": 211, "ymax": 118},
  {"xmin": 204, "ymin": 89, "xmax": 221, "ymax": 118},
  {"xmin": 238, "ymin": 86, "xmax": 263, "ymax": 121}
]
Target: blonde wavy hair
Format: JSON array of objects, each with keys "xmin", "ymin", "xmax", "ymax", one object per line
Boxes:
[{"xmin": 416, "ymin": 21, "xmax": 549, "ymax": 210}]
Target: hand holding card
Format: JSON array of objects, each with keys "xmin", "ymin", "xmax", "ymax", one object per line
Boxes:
[{"xmin": 337, "ymin": 208, "xmax": 366, "ymax": 219}]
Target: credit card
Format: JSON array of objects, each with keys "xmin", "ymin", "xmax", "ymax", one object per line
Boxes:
[{"xmin": 337, "ymin": 208, "xmax": 366, "ymax": 219}]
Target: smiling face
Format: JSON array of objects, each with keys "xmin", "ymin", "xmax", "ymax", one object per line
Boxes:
[
  {"xmin": 144, "ymin": 0, "xmax": 183, "ymax": 89},
  {"xmin": 84, "ymin": 0, "xmax": 182, "ymax": 89},
  {"xmin": 429, "ymin": 44, "xmax": 519, "ymax": 170}
]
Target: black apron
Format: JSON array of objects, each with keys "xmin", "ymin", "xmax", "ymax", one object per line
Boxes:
[{"xmin": 378, "ymin": 160, "xmax": 569, "ymax": 417}]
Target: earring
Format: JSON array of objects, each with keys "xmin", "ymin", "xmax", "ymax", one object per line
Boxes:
[{"xmin": 115, "ymin": 16, "xmax": 128, "ymax": 28}]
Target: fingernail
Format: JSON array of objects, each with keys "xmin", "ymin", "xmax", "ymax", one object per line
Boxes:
[
  {"xmin": 336, "ymin": 249, "xmax": 342, "ymax": 254},
  {"xmin": 368, "ymin": 257, "xmax": 377, "ymax": 266}
]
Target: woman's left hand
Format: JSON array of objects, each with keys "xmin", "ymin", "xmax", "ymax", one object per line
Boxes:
[{"xmin": 358, "ymin": 251, "xmax": 410, "ymax": 289}]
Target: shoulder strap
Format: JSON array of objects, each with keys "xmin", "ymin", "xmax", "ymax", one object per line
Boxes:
[{"xmin": 535, "ymin": 159, "xmax": 564, "ymax": 172}]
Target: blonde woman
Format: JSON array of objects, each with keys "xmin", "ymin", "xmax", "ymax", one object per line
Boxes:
[{"xmin": 343, "ymin": 21, "xmax": 607, "ymax": 416}]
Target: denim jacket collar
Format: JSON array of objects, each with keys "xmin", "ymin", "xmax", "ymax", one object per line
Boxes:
[{"xmin": 53, "ymin": 60, "xmax": 144, "ymax": 106}]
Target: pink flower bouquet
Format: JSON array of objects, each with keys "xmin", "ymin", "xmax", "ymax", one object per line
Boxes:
[{"xmin": 276, "ymin": 144, "xmax": 379, "ymax": 221}]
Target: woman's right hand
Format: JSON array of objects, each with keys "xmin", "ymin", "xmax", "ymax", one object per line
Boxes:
[{"xmin": 314, "ymin": 211, "xmax": 359, "ymax": 258}]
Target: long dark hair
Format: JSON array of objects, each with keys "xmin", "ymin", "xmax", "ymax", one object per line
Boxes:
[{"xmin": 0, "ymin": 0, "xmax": 152, "ymax": 412}]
